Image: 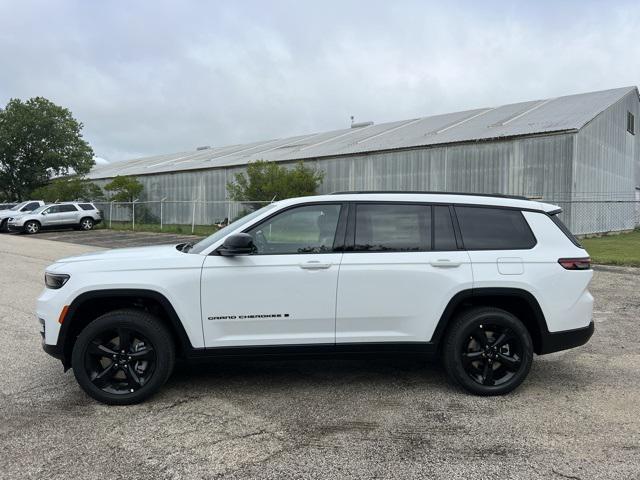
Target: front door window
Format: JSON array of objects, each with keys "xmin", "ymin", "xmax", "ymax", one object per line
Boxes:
[{"xmin": 246, "ymin": 204, "xmax": 342, "ymax": 254}]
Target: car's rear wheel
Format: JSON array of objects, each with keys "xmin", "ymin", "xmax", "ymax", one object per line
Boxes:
[
  {"xmin": 24, "ymin": 220, "xmax": 40, "ymax": 234},
  {"xmin": 71, "ymin": 309, "xmax": 175, "ymax": 405},
  {"xmin": 0, "ymin": 219, "xmax": 7, "ymax": 233},
  {"xmin": 79, "ymin": 217, "xmax": 94, "ymax": 231},
  {"xmin": 442, "ymin": 307, "xmax": 533, "ymax": 396}
]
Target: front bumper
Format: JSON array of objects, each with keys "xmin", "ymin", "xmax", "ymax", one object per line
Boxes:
[
  {"xmin": 538, "ymin": 321, "xmax": 595, "ymax": 355},
  {"xmin": 42, "ymin": 341, "xmax": 63, "ymax": 360}
]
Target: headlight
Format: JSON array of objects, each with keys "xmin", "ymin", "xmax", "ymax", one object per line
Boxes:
[{"xmin": 45, "ymin": 273, "xmax": 70, "ymax": 289}]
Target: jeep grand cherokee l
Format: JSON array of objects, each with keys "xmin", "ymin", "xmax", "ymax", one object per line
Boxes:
[{"xmin": 37, "ymin": 192, "xmax": 594, "ymax": 404}]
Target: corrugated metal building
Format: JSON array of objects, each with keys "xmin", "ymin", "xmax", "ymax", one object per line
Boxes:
[{"xmin": 88, "ymin": 86, "xmax": 640, "ymax": 234}]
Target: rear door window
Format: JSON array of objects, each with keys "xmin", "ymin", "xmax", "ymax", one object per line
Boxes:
[
  {"xmin": 455, "ymin": 206, "xmax": 536, "ymax": 250},
  {"xmin": 59, "ymin": 205, "xmax": 79, "ymax": 212},
  {"xmin": 354, "ymin": 204, "xmax": 431, "ymax": 252}
]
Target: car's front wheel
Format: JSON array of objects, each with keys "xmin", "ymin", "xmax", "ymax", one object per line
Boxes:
[
  {"xmin": 442, "ymin": 307, "xmax": 533, "ymax": 396},
  {"xmin": 71, "ymin": 309, "xmax": 175, "ymax": 405},
  {"xmin": 24, "ymin": 220, "xmax": 40, "ymax": 234}
]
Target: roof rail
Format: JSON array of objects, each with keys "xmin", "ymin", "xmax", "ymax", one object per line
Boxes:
[{"xmin": 328, "ymin": 190, "xmax": 531, "ymax": 201}]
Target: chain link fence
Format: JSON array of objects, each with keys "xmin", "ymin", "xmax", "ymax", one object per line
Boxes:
[
  {"xmin": 89, "ymin": 197, "xmax": 640, "ymax": 237},
  {"xmin": 555, "ymin": 200, "xmax": 640, "ymax": 236},
  {"xmin": 92, "ymin": 200, "xmax": 271, "ymax": 235}
]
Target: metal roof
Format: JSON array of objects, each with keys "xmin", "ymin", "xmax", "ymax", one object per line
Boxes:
[{"xmin": 88, "ymin": 86, "xmax": 638, "ymax": 179}]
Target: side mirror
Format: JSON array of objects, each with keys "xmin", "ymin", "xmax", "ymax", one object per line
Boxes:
[
  {"xmin": 41, "ymin": 212, "xmax": 47, "ymax": 216},
  {"xmin": 217, "ymin": 233, "xmax": 255, "ymax": 256}
]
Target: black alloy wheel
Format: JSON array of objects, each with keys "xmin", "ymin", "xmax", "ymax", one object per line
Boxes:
[
  {"xmin": 443, "ymin": 307, "xmax": 533, "ymax": 395},
  {"xmin": 72, "ymin": 309, "xmax": 175, "ymax": 405},
  {"xmin": 461, "ymin": 324, "xmax": 523, "ymax": 387},
  {"xmin": 84, "ymin": 326, "xmax": 156, "ymax": 394}
]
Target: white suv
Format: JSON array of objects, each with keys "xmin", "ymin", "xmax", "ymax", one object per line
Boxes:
[
  {"xmin": 8, "ymin": 202, "xmax": 102, "ymax": 234},
  {"xmin": 37, "ymin": 192, "xmax": 594, "ymax": 404},
  {"xmin": 0, "ymin": 200, "xmax": 45, "ymax": 231}
]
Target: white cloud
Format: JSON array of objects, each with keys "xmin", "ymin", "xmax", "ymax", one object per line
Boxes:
[{"xmin": 0, "ymin": 0, "xmax": 638, "ymax": 162}]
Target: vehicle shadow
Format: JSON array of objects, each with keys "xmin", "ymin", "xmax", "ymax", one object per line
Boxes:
[
  {"xmin": 162, "ymin": 352, "xmax": 594, "ymax": 400},
  {"xmin": 168, "ymin": 354, "xmax": 445, "ymax": 392}
]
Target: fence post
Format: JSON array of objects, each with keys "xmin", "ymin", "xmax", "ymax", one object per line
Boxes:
[
  {"xmin": 160, "ymin": 197, "xmax": 167, "ymax": 231},
  {"xmin": 109, "ymin": 201, "xmax": 113, "ymax": 228},
  {"xmin": 132, "ymin": 200, "xmax": 138, "ymax": 231},
  {"xmin": 191, "ymin": 200, "xmax": 197, "ymax": 234}
]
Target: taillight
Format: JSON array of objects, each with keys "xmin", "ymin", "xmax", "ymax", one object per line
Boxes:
[{"xmin": 558, "ymin": 257, "xmax": 591, "ymax": 270}]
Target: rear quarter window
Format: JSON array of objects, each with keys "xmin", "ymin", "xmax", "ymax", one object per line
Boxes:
[
  {"xmin": 550, "ymin": 213, "xmax": 582, "ymax": 247},
  {"xmin": 78, "ymin": 203, "xmax": 95, "ymax": 211},
  {"xmin": 455, "ymin": 206, "xmax": 536, "ymax": 250}
]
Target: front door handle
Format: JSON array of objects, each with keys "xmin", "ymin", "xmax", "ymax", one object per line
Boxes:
[
  {"xmin": 430, "ymin": 259, "xmax": 462, "ymax": 268},
  {"xmin": 299, "ymin": 261, "xmax": 332, "ymax": 270}
]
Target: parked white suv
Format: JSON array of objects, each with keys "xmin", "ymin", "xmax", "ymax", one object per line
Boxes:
[
  {"xmin": 37, "ymin": 192, "xmax": 594, "ymax": 404},
  {"xmin": 8, "ymin": 202, "xmax": 102, "ymax": 234},
  {"xmin": 0, "ymin": 200, "xmax": 44, "ymax": 232}
]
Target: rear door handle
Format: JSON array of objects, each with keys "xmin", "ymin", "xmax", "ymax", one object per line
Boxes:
[
  {"xmin": 299, "ymin": 261, "xmax": 332, "ymax": 270},
  {"xmin": 430, "ymin": 259, "xmax": 462, "ymax": 268}
]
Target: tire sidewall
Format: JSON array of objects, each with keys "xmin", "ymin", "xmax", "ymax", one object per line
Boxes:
[
  {"xmin": 71, "ymin": 311, "xmax": 174, "ymax": 405},
  {"xmin": 81, "ymin": 217, "xmax": 94, "ymax": 230},
  {"xmin": 445, "ymin": 309, "xmax": 533, "ymax": 396},
  {"xmin": 25, "ymin": 221, "xmax": 39, "ymax": 234}
]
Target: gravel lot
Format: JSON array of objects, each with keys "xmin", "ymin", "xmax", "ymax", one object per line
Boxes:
[
  {"xmin": 10, "ymin": 228, "xmax": 201, "ymax": 248},
  {"xmin": 0, "ymin": 233, "xmax": 639, "ymax": 479}
]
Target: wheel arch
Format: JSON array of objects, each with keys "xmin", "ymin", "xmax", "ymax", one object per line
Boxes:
[
  {"xmin": 432, "ymin": 288, "xmax": 548, "ymax": 355},
  {"xmin": 58, "ymin": 289, "xmax": 193, "ymax": 369}
]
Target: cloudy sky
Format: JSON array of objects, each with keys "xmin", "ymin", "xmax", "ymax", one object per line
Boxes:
[{"xmin": 0, "ymin": 0, "xmax": 638, "ymax": 163}]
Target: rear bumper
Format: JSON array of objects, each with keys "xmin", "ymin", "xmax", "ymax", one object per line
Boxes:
[{"xmin": 538, "ymin": 321, "xmax": 594, "ymax": 355}]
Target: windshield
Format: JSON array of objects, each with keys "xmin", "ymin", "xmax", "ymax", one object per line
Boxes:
[
  {"xmin": 31, "ymin": 205, "xmax": 49, "ymax": 214},
  {"xmin": 189, "ymin": 203, "xmax": 279, "ymax": 254},
  {"xmin": 9, "ymin": 202, "xmax": 27, "ymax": 211}
]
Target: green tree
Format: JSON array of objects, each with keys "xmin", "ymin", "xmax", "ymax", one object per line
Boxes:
[
  {"xmin": 30, "ymin": 177, "xmax": 104, "ymax": 203},
  {"xmin": 0, "ymin": 97, "xmax": 94, "ymax": 200},
  {"xmin": 104, "ymin": 175, "xmax": 144, "ymax": 202},
  {"xmin": 227, "ymin": 160, "xmax": 324, "ymax": 207}
]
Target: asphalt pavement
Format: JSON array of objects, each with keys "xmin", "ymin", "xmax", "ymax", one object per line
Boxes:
[{"xmin": 0, "ymin": 233, "xmax": 638, "ymax": 479}]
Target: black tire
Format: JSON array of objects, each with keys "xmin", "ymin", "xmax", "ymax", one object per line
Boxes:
[
  {"xmin": 0, "ymin": 219, "xmax": 8, "ymax": 233},
  {"xmin": 24, "ymin": 220, "xmax": 40, "ymax": 234},
  {"xmin": 79, "ymin": 217, "xmax": 94, "ymax": 231},
  {"xmin": 71, "ymin": 309, "xmax": 175, "ymax": 405},
  {"xmin": 442, "ymin": 307, "xmax": 533, "ymax": 396}
]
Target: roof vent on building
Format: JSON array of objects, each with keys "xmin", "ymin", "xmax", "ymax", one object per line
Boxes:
[
  {"xmin": 196, "ymin": 145, "xmax": 211, "ymax": 151},
  {"xmin": 351, "ymin": 121, "xmax": 374, "ymax": 128}
]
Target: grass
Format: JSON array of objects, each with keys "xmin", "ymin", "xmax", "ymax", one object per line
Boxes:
[
  {"xmin": 581, "ymin": 229, "xmax": 640, "ymax": 267},
  {"xmin": 96, "ymin": 221, "xmax": 220, "ymax": 237}
]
